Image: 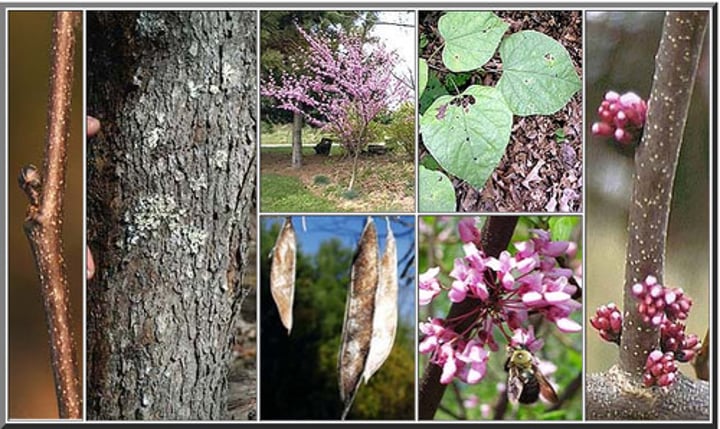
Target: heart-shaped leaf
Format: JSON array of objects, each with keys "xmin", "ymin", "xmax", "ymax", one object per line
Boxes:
[
  {"xmin": 419, "ymin": 58, "xmax": 428, "ymax": 98},
  {"xmin": 420, "ymin": 85, "xmax": 513, "ymax": 189},
  {"xmin": 497, "ymin": 30, "xmax": 581, "ymax": 116},
  {"xmin": 419, "ymin": 166, "xmax": 456, "ymax": 212},
  {"xmin": 439, "ymin": 11, "xmax": 509, "ymax": 72}
]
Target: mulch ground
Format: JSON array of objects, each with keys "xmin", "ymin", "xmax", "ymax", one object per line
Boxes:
[
  {"xmin": 419, "ymin": 11, "xmax": 583, "ymax": 212},
  {"xmin": 261, "ymin": 151, "xmax": 415, "ymax": 212}
]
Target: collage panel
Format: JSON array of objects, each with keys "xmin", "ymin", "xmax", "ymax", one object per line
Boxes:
[
  {"xmin": 258, "ymin": 11, "xmax": 416, "ymax": 213},
  {"xmin": 259, "ymin": 215, "xmax": 416, "ymax": 420},
  {"xmin": 584, "ymin": 10, "xmax": 710, "ymax": 420},
  {"xmin": 7, "ymin": 10, "xmax": 84, "ymax": 419},
  {"xmin": 85, "ymin": 11, "xmax": 257, "ymax": 420},
  {"xmin": 2, "ymin": 3, "xmax": 716, "ymax": 427},
  {"xmin": 418, "ymin": 11, "xmax": 583, "ymax": 213},
  {"xmin": 417, "ymin": 216, "xmax": 583, "ymax": 420}
]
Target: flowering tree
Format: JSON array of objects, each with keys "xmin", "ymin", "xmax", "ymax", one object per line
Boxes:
[
  {"xmin": 418, "ymin": 216, "xmax": 582, "ymax": 420},
  {"xmin": 261, "ymin": 24, "xmax": 410, "ymax": 190}
]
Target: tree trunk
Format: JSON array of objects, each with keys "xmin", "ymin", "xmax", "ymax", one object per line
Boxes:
[
  {"xmin": 292, "ymin": 111, "xmax": 303, "ymax": 168},
  {"xmin": 87, "ymin": 11, "xmax": 256, "ymax": 420}
]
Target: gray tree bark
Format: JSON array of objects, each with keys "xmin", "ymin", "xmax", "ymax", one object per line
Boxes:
[
  {"xmin": 291, "ymin": 111, "xmax": 303, "ymax": 168},
  {"xmin": 87, "ymin": 11, "xmax": 256, "ymax": 420}
]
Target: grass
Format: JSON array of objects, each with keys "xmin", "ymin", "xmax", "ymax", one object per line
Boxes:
[
  {"xmin": 261, "ymin": 123, "xmax": 332, "ymax": 146},
  {"xmin": 261, "ymin": 146, "xmax": 345, "ymax": 157},
  {"xmin": 341, "ymin": 189, "xmax": 360, "ymax": 200},
  {"xmin": 313, "ymin": 175, "xmax": 331, "ymax": 185},
  {"xmin": 261, "ymin": 173, "xmax": 339, "ymax": 212}
]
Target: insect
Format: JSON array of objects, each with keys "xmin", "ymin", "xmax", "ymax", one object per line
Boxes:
[{"xmin": 504, "ymin": 345, "xmax": 559, "ymax": 405}]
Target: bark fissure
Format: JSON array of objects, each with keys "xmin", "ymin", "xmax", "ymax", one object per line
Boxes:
[{"xmin": 88, "ymin": 11, "xmax": 256, "ymax": 420}]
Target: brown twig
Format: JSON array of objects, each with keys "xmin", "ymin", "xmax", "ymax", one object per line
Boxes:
[
  {"xmin": 19, "ymin": 11, "xmax": 82, "ymax": 419},
  {"xmin": 418, "ymin": 216, "xmax": 518, "ymax": 420}
]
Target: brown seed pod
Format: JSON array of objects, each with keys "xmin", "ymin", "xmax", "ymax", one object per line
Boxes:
[
  {"xmin": 270, "ymin": 216, "xmax": 296, "ymax": 334},
  {"xmin": 363, "ymin": 217, "xmax": 398, "ymax": 384},
  {"xmin": 338, "ymin": 217, "xmax": 378, "ymax": 419}
]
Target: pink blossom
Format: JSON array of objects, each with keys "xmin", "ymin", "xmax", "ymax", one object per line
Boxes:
[
  {"xmin": 449, "ymin": 252, "xmax": 489, "ymax": 302},
  {"xmin": 591, "ymin": 90, "xmax": 647, "ymax": 145},
  {"xmin": 463, "ymin": 394, "xmax": 478, "ymax": 409},
  {"xmin": 510, "ymin": 326, "xmax": 544, "ymax": 353},
  {"xmin": 439, "ymin": 343, "xmax": 460, "ymax": 384},
  {"xmin": 480, "ymin": 403, "xmax": 491, "ymax": 418},
  {"xmin": 419, "ymin": 267, "xmax": 442, "ymax": 306},
  {"xmin": 458, "ymin": 217, "xmax": 481, "ymax": 245},
  {"xmin": 419, "ymin": 318, "xmax": 455, "ymax": 355},
  {"xmin": 456, "ymin": 340, "xmax": 489, "ymax": 384}
]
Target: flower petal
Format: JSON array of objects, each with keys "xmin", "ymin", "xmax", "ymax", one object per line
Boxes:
[{"xmin": 555, "ymin": 317, "xmax": 582, "ymax": 333}]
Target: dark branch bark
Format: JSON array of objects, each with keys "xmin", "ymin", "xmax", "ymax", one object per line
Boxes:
[
  {"xmin": 587, "ymin": 367, "xmax": 709, "ymax": 420},
  {"xmin": 587, "ymin": 11, "xmax": 709, "ymax": 420},
  {"xmin": 18, "ymin": 11, "xmax": 82, "ymax": 419},
  {"xmin": 418, "ymin": 216, "xmax": 518, "ymax": 420},
  {"xmin": 620, "ymin": 10, "xmax": 708, "ymax": 376}
]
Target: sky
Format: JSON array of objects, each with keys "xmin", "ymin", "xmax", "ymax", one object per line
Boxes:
[
  {"xmin": 262, "ymin": 215, "xmax": 416, "ymax": 324},
  {"xmin": 368, "ymin": 11, "xmax": 415, "ymax": 89}
]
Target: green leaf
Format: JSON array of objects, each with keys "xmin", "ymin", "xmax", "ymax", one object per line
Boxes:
[
  {"xmin": 439, "ymin": 11, "xmax": 509, "ymax": 72},
  {"xmin": 497, "ymin": 30, "xmax": 581, "ymax": 116},
  {"xmin": 419, "ymin": 33, "xmax": 428, "ymax": 50},
  {"xmin": 419, "ymin": 71, "xmax": 449, "ymax": 116},
  {"xmin": 443, "ymin": 72, "xmax": 472, "ymax": 93},
  {"xmin": 419, "ymin": 166, "xmax": 456, "ymax": 212},
  {"xmin": 549, "ymin": 216, "xmax": 579, "ymax": 241},
  {"xmin": 420, "ymin": 85, "xmax": 513, "ymax": 189},
  {"xmin": 419, "ymin": 58, "xmax": 428, "ymax": 98},
  {"xmin": 540, "ymin": 410, "xmax": 568, "ymax": 420},
  {"xmin": 420, "ymin": 154, "xmax": 440, "ymax": 171}
]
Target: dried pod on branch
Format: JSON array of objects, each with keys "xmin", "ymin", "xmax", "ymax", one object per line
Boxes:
[
  {"xmin": 270, "ymin": 216, "xmax": 297, "ymax": 334},
  {"xmin": 363, "ymin": 217, "xmax": 398, "ymax": 383},
  {"xmin": 338, "ymin": 217, "xmax": 379, "ymax": 419}
]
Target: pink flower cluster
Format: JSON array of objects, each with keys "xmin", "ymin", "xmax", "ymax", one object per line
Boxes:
[
  {"xmin": 419, "ymin": 221, "xmax": 580, "ymax": 385},
  {"xmin": 589, "ymin": 302, "xmax": 622, "ymax": 344},
  {"xmin": 644, "ymin": 350, "xmax": 677, "ymax": 387},
  {"xmin": 661, "ymin": 320, "xmax": 700, "ymax": 363},
  {"xmin": 591, "ymin": 90, "xmax": 647, "ymax": 145},
  {"xmin": 590, "ymin": 275, "xmax": 701, "ymax": 388},
  {"xmin": 632, "ymin": 275, "xmax": 692, "ymax": 326}
]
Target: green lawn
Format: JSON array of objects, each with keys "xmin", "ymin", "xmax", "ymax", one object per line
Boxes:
[
  {"xmin": 261, "ymin": 123, "xmax": 332, "ymax": 146},
  {"xmin": 260, "ymin": 146, "xmax": 345, "ymax": 157},
  {"xmin": 260, "ymin": 173, "xmax": 340, "ymax": 212}
]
